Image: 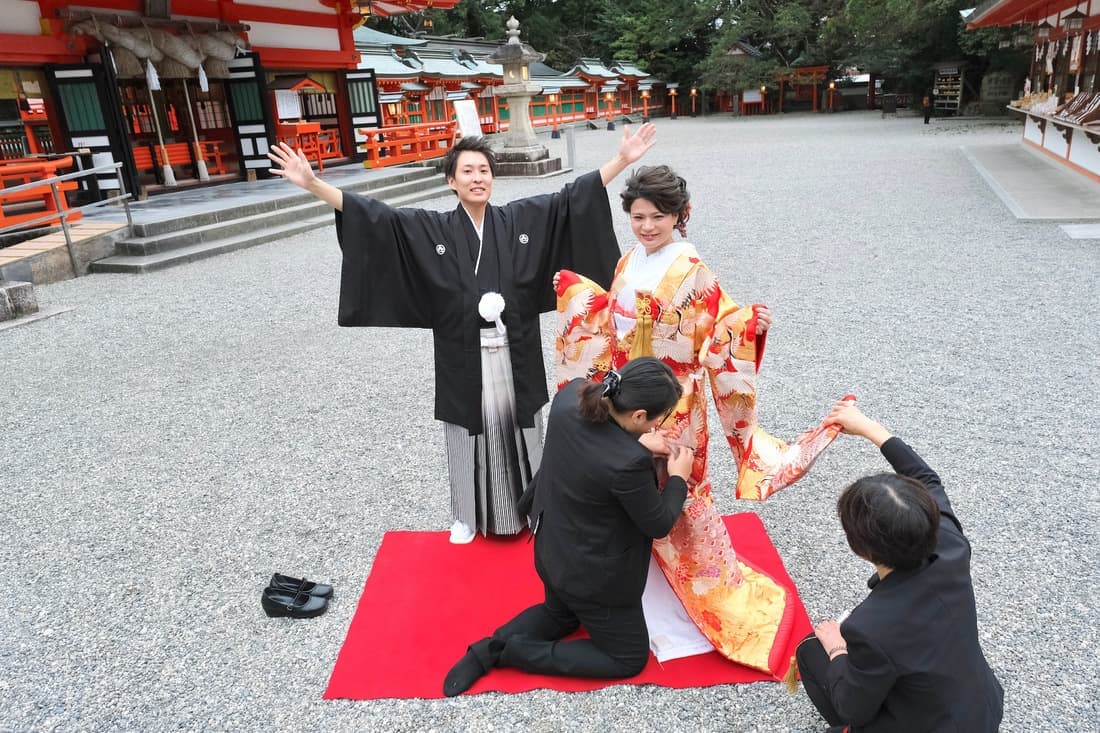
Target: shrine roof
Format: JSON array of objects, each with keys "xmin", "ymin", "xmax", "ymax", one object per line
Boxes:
[
  {"xmin": 353, "ymin": 26, "xmax": 427, "ymax": 47},
  {"xmin": 610, "ymin": 60, "xmax": 649, "ymax": 77},
  {"xmin": 725, "ymin": 41, "xmax": 762, "ymax": 57},
  {"xmin": 564, "ymin": 58, "xmax": 618, "ymax": 79},
  {"xmin": 531, "ymin": 61, "xmax": 565, "ymax": 77},
  {"xmin": 458, "ymin": 56, "xmax": 503, "ymax": 77},
  {"xmin": 267, "ymin": 75, "xmax": 327, "ymax": 92},
  {"xmin": 533, "ymin": 76, "xmax": 590, "ymax": 91},
  {"xmin": 358, "ymin": 49, "xmax": 420, "ymax": 75},
  {"xmin": 410, "ymin": 51, "xmax": 479, "ymax": 77}
]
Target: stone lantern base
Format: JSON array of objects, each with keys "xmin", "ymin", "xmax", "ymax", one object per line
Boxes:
[{"xmin": 494, "ymin": 145, "xmax": 562, "ymax": 177}]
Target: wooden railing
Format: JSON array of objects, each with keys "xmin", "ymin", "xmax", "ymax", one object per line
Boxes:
[
  {"xmin": 358, "ymin": 121, "xmax": 456, "ymax": 169},
  {"xmin": 1, "ymin": 156, "xmax": 83, "ymax": 229},
  {"xmin": 0, "ymin": 160, "xmax": 133, "ymax": 272}
]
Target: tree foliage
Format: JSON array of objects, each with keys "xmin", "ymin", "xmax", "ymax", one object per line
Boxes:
[{"xmin": 369, "ymin": 0, "xmax": 1027, "ymax": 95}]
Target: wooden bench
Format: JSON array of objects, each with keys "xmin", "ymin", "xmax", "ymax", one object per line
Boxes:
[
  {"xmin": 131, "ymin": 144, "xmax": 156, "ymax": 174},
  {"xmin": 131, "ymin": 141, "xmax": 198, "ymax": 183},
  {"xmin": 0, "ymin": 156, "xmax": 82, "ymax": 230},
  {"xmin": 155, "ymin": 142, "xmax": 195, "ymax": 169},
  {"xmin": 133, "ymin": 141, "xmax": 230, "ymax": 179}
]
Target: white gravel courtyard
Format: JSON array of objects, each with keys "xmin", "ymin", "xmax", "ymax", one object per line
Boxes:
[{"xmin": 2, "ymin": 111, "xmax": 1097, "ymax": 732}]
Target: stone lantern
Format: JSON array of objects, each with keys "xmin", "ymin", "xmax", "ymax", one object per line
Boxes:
[{"xmin": 487, "ymin": 16, "xmax": 561, "ymax": 176}]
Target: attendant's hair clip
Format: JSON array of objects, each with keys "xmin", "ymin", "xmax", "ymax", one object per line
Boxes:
[{"xmin": 602, "ymin": 370, "xmax": 622, "ymax": 398}]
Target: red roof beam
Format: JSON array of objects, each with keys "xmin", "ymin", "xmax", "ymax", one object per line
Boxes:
[{"xmin": 967, "ymin": 0, "xmax": 1093, "ymax": 28}]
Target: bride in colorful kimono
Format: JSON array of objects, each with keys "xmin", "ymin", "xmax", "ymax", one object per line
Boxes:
[{"xmin": 554, "ymin": 165, "xmax": 846, "ymax": 678}]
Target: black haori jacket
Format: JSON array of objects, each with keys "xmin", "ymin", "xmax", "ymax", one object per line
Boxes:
[{"xmin": 334, "ymin": 170, "xmax": 619, "ymax": 435}]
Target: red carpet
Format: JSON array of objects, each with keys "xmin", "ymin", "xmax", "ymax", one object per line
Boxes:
[{"xmin": 324, "ymin": 513, "xmax": 811, "ymax": 700}]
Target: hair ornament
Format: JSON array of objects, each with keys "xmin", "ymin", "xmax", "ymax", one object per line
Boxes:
[
  {"xmin": 602, "ymin": 369, "xmax": 622, "ymax": 398},
  {"xmin": 676, "ymin": 202, "xmax": 692, "ymax": 238}
]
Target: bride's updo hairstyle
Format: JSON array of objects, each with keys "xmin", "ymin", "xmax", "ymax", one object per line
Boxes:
[{"xmin": 620, "ymin": 165, "xmax": 692, "ymax": 237}]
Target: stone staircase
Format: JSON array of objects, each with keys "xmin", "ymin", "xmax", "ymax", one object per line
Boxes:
[{"xmin": 91, "ymin": 167, "xmax": 450, "ymax": 274}]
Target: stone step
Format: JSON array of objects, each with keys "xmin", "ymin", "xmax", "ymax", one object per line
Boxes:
[
  {"xmin": 91, "ymin": 216, "xmax": 331, "ymax": 274},
  {"xmin": 90, "ymin": 182, "xmax": 452, "ymax": 274},
  {"xmin": 116, "ymin": 200, "xmax": 331, "ymax": 257}
]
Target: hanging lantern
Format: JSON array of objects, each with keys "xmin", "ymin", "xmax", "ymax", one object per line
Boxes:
[{"xmin": 1063, "ymin": 9, "xmax": 1087, "ymax": 32}]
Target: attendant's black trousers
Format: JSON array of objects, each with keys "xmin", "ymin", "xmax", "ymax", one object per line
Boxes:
[
  {"xmin": 796, "ymin": 632, "xmax": 845, "ymax": 726},
  {"xmin": 491, "ymin": 583, "xmax": 650, "ymax": 679}
]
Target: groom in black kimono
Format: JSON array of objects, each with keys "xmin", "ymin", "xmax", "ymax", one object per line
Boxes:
[{"xmin": 267, "ymin": 124, "xmax": 656, "ymax": 542}]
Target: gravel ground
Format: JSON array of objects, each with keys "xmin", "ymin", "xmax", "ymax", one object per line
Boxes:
[{"xmin": 2, "ymin": 111, "xmax": 1097, "ymax": 732}]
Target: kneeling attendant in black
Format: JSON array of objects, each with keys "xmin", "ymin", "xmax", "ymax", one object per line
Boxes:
[
  {"xmin": 798, "ymin": 403, "xmax": 1004, "ymax": 732},
  {"xmin": 443, "ymin": 357, "xmax": 693, "ymax": 695}
]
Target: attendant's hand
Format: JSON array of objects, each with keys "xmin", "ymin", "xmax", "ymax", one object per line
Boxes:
[
  {"xmin": 813, "ymin": 619, "xmax": 848, "ymax": 660},
  {"xmin": 754, "ymin": 305, "xmax": 772, "ymax": 334},
  {"xmin": 618, "ymin": 122, "xmax": 657, "ymax": 165},
  {"xmin": 667, "ymin": 444, "xmax": 694, "ymax": 480},
  {"xmin": 639, "ymin": 431, "xmax": 670, "ymax": 457},
  {"xmin": 267, "ymin": 142, "xmax": 317, "ymax": 190},
  {"xmin": 826, "ymin": 401, "xmax": 892, "ymax": 447}
]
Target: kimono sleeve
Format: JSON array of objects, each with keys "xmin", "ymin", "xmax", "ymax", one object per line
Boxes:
[
  {"xmin": 694, "ymin": 266, "xmax": 764, "ymax": 464},
  {"xmin": 333, "ymin": 191, "xmax": 434, "ymax": 328},
  {"xmin": 553, "ymin": 269, "xmax": 614, "ymax": 389},
  {"xmin": 503, "ymin": 170, "xmax": 620, "ymax": 312}
]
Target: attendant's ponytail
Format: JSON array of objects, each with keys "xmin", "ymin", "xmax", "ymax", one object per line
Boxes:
[{"xmin": 578, "ymin": 357, "xmax": 681, "ymax": 423}]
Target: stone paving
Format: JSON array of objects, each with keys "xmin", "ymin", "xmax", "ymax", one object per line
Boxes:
[{"xmin": 2, "ymin": 111, "xmax": 1097, "ymax": 732}]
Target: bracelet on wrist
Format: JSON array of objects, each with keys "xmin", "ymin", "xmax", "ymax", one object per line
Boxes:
[{"xmin": 826, "ymin": 644, "xmax": 848, "ymax": 658}]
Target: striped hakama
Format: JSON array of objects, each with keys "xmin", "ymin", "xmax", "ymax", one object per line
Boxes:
[{"xmin": 444, "ymin": 327, "xmax": 543, "ymax": 536}]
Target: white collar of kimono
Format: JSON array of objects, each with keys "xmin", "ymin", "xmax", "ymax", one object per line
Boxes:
[
  {"xmin": 623, "ymin": 241, "xmax": 694, "ymax": 292},
  {"xmin": 460, "ymin": 205, "xmax": 485, "ymax": 274}
]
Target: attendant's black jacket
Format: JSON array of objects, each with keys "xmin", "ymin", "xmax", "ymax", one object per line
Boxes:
[
  {"xmin": 518, "ymin": 379, "xmax": 687, "ymax": 608},
  {"xmin": 830, "ymin": 438, "xmax": 1004, "ymax": 732}
]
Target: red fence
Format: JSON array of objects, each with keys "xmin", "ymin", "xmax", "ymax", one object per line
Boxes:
[{"xmin": 358, "ymin": 122, "xmax": 456, "ymax": 168}]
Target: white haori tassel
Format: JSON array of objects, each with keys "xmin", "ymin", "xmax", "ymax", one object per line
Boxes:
[{"xmin": 478, "ymin": 292, "xmax": 507, "ymax": 335}]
